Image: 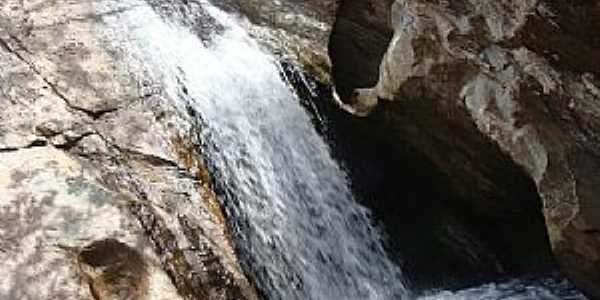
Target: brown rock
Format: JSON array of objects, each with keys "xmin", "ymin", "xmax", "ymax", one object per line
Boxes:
[
  {"xmin": 78, "ymin": 239, "xmax": 149, "ymax": 300},
  {"xmin": 0, "ymin": 1, "xmax": 258, "ymax": 299},
  {"xmin": 329, "ymin": 0, "xmax": 600, "ymax": 297}
]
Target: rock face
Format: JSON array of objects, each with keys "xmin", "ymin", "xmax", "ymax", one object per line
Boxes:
[
  {"xmin": 212, "ymin": 0, "xmax": 336, "ymax": 83},
  {"xmin": 0, "ymin": 1, "xmax": 257, "ymax": 299},
  {"xmin": 330, "ymin": 0, "xmax": 600, "ymax": 298}
]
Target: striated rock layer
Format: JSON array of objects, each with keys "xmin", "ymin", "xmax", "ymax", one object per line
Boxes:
[
  {"xmin": 0, "ymin": 1, "xmax": 257, "ymax": 299},
  {"xmin": 330, "ymin": 0, "xmax": 600, "ymax": 298}
]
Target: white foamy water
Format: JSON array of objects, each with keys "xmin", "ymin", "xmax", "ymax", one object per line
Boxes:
[
  {"xmin": 99, "ymin": 1, "xmax": 406, "ymax": 299},
  {"xmin": 419, "ymin": 278, "xmax": 587, "ymax": 300}
]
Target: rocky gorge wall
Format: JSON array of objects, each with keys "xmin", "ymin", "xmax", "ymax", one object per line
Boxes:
[
  {"xmin": 0, "ymin": 0, "xmax": 345, "ymax": 298},
  {"xmin": 0, "ymin": 1, "xmax": 258, "ymax": 299},
  {"xmin": 2, "ymin": 0, "xmax": 598, "ymax": 299},
  {"xmin": 329, "ymin": 0, "xmax": 600, "ymax": 298}
]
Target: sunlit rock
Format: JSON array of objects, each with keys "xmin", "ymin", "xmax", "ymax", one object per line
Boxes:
[{"xmin": 0, "ymin": 1, "xmax": 258, "ymax": 299}]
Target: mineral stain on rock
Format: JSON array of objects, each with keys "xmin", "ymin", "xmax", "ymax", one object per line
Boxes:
[{"xmin": 78, "ymin": 239, "xmax": 149, "ymax": 300}]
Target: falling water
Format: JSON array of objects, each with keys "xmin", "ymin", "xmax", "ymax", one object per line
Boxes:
[
  {"xmin": 97, "ymin": 0, "xmax": 588, "ymax": 299},
  {"xmin": 102, "ymin": 1, "xmax": 406, "ymax": 299},
  {"xmin": 180, "ymin": 7, "xmax": 407, "ymax": 300},
  {"xmin": 193, "ymin": 34, "xmax": 407, "ymax": 299}
]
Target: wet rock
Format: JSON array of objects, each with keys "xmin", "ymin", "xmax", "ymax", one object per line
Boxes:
[
  {"xmin": 329, "ymin": 0, "xmax": 600, "ymax": 298},
  {"xmin": 144, "ymin": 0, "xmax": 225, "ymax": 41},
  {"xmin": 0, "ymin": 1, "xmax": 258, "ymax": 299},
  {"xmin": 212, "ymin": 0, "xmax": 337, "ymax": 83}
]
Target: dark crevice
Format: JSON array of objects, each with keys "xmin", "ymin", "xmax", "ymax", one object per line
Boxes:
[
  {"xmin": 328, "ymin": 0, "xmax": 394, "ymax": 100},
  {"xmin": 282, "ymin": 61, "xmax": 556, "ymax": 292},
  {"xmin": 124, "ymin": 150, "xmax": 180, "ymax": 169},
  {"xmin": 8, "ymin": 34, "xmax": 32, "ymax": 55},
  {"xmin": 0, "ymin": 139, "xmax": 48, "ymax": 153},
  {"xmin": 54, "ymin": 132, "xmax": 97, "ymax": 151},
  {"xmin": 583, "ymin": 229, "xmax": 600, "ymax": 235},
  {"xmin": 98, "ymin": 136, "xmax": 200, "ymax": 181},
  {"xmin": 106, "ymin": 141, "xmax": 181, "ymax": 169}
]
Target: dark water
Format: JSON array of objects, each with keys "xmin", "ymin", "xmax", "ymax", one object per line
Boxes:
[
  {"xmin": 100, "ymin": 0, "xmax": 588, "ymax": 299},
  {"xmin": 419, "ymin": 277, "xmax": 587, "ymax": 300}
]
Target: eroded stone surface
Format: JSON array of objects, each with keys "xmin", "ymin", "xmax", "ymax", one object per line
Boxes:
[
  {"xmin": 0, "ymin": 147, "xmax": 181, "ymax": 300},
  {"xmin": 0, "ymin": 147, "xmax": 103, "ymax": 300},
  {"xmin": 330, "ymin": 0, "xmax": 600, "ymax": 297},
  {"xmin": 0, "ymin": 1, "xmax": 258, "ymax": 299}
]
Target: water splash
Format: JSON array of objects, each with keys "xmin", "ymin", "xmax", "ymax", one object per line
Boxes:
[
  {"xmin": 101, "ymin": 1, "xmax": 407, "ymax": 299},
  {"xmin": 419, "ymin": 277, "xmax": 587, "ymax": 300}
]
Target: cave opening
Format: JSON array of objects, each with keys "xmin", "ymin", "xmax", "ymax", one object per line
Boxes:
[{"xmin": 284, "ymin": 62, "xmax": 557, "ymax": 292}]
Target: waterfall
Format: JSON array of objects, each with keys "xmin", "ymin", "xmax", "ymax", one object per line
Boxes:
[
  {"xmin": 190, "ymin": 31, "xmax": 407, "ymax": 300},
  {"xmin": 97, "ymin": 0, "xmax": 588, "ymax": 299},
  {"xmin": 182, "ymin": 5, "xmax": 408, "ymax": 300},
  {"xmin": 104, "ymin": 1, "xmax": 407, "ymax": 299},
  {"xmin": 193, "ymin": 34, "xmax": 407, "ymax": 299}
]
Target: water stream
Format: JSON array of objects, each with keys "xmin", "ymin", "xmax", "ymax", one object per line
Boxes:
[
  {"xmin": 178, "ymin": 6, "xmax": 408, "ymax": 300},
  {"xmin": 101, "ymin": 0, "xmax": 587, "ymax": 299}
]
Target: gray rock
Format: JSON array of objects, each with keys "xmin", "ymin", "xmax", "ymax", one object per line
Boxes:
[
  {"xmin": 0, "ymin": 1, "xmax": 258, "ymax": 299},
  {"xmin": 329, "ymin": 0, "xmax": 600, "ymax": 298}
]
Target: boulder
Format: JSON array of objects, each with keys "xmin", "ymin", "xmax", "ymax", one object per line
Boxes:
[
  {"xmin": 0, "ymin": 1, "xmax": 257, "ymax": 299},
  {"xmin": 329, "ymin": 0, "xmax": 600, "ymax": 297}
]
